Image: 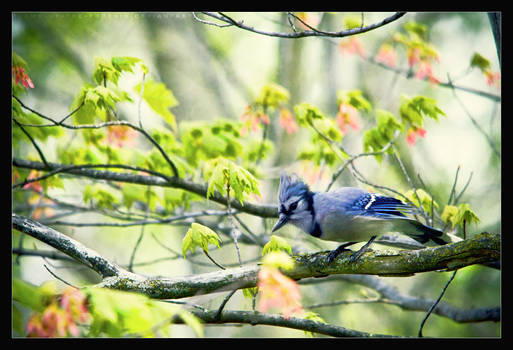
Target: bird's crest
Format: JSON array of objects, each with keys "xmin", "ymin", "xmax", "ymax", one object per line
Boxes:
[{"xmin": 278, "ymin": 172, "xmax": 310, "ymax": 204}]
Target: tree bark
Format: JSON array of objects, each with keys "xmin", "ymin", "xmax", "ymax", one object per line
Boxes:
[{"xmin": 13, "ymin": 213, "xmax": 500, "ymax": 300}]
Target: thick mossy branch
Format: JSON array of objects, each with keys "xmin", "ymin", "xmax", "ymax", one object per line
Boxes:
[
  {"xmin": 100, "ymin": 232, "xmax": 499, "ymax": 299},
  {"xmin": 13, "ymin": 213, "xmax": 499, "ymax": 300},
  {"xmin": 289, "ymin": 232, "xmax": 500, "ymax": 278}
]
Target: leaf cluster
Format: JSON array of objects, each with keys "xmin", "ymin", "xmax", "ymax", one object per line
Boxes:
[
  {"xmin": 85, "ymin": 287, "xmax": 202, "ymax": 337},
  {"xmin": 391, "ymin": 20, "xmax": 440, "ymax": 62},
  {"xmin": 203, "ymin": 157, "xmax": 261, "ymax": 204},
  {"xmin": 182, "ymin": 222, "xmax": 222, "ymax": 258},
  {"xmin": 441, "ymin": 203, "xmax": 480, "ymax": 229}
]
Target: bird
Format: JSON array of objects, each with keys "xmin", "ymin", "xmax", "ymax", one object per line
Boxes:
[{"xmin": 272, "ymin": 172, "xmax": 448, "ymax": 263}]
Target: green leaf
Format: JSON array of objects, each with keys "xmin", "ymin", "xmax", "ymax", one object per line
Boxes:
[
  {"xmin": 203, "ymin": 157, "xmax": 260, "ymax": 204},
  {"xmin": 298, "ymin": 142, "xmax": 338, "ymax": 166},
  {"xmin": 362, "ymin": 109, "xmax": 402, "ymax": 162},
  {"xmin": 135, "ymin": 80, "xmax": 179, "ymax": 131},
  {"xmin": 182, "ymin": 223, "xmax": 222, "ymax": 258},
  {"xmin": 376, "ymin": 109, "xmax": 403, "ymax": 138},
  {"xmin": 470, "ymin": 52, "xmax": 491, "ymax": 72},
  {"xmin": 83, "ymin": 184, "xmax": 119, "ymax": 209},
  {"xmin": 162, "ymin": 188, "xmax": 193, "ymax": 212},
  {"xmin": 13, "ymin": 279, "xmax": 56, "ymax": 313},
  {"xmin": 311, "ymin": 117, "xmax": 343, "ymax": 143},
  {"xmin": 294, "ymin": 102, "xmax": 325, "ymax": 126},
  {"xmin": 337, "ymin": 90, "xmax": 372, "ymax": 112},
  {"xmin": 343, "ymin": 14, "xmax": 363, "ymax": 29},
  {"xmin": 121, "ymin": 183, "xmax": 146, "ymax": 209},
  {"xmin": 242, "ymin": 287, "xmax": 258, "ymax": 299},
  {"xmin": 403, "ymin": 20, "xmax": 427, "ymax": 38},
  {"xmin": 181, "ymin": 120, "xmax": 244, "ymax": 166},
  {"xmin": 255, "ymin": 83, "xmax": 290, "ymax": 109},
  {"xmin": 441, "ymin": 205, "xmax": 458, "ymax": 227},
  {"xmin": 261, "ymin": 251, "xmax": 294, "ymax": 270},
  {"xmin": 302, "ymin": 311, "xmax": 326, "ymax": 337},
  {"xmin": 70, "ymin": 85, "xmax": 122, "ymax": 124},
  {"xmin": 453, "ymin": 203, "xmax": 480, "ymax": 229},
  {"xmin": 175, "ymin": 308, "xmax": 204, "ymax": 338},
  {"xmin": 399, "ymin": 95, "xmax": 445, "ymax": 127},
  {"xmin": 85, "ymin": 287, "xmax": 203, "ymax": 337},
  {"xmin": 111, "ymin": 56, "xmax": 143, "ymax": 73},
  {"xmin": 12, "ymin": 51, "xmax": 29, "ymax": 70},
  {"xmin": 12, "ymin": 99, "xmax": 64, "ymax": 142},
  {"xmin": 403, "ymin": 189, "xmax": 438, "ymax": 215},
  {"xmin": 93, "ymin": 57, "xmax": 121, "ymax": 86},
  {"xmin": 262, "ymin": 235, "xmax": 292, "ymax": 256}
]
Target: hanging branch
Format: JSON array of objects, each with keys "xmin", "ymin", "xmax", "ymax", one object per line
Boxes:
[{"xmin": 196, "ymin": 12, "xmax": 407, "ymax": 39}]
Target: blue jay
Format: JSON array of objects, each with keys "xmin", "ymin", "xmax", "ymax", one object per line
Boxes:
[{"xmin": 272, "ymin": 173, "xmax": 447, "ymax": 263}]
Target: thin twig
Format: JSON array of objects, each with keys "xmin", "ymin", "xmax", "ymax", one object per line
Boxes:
[
  {"xmin": 137, "ymin": 72, "xmax": 146, "ymax": 129},
  {"xmin": 226, "ymin": 183, "xmax": 243, "ymax": 267},
  {"xmin": 418, "ymin": 270, "xmax": 458, "ymax": 337},
  {"xmin": 13, "ymin": 96, "xmax": 180, "ymax": 177},
  {"xmin": 128, "ymin": 186, "xmax": 151, "ymax": 272},
  {"xmin": 203, "ymin": 249, "xmax": 226, "ymax": 270},
  {"xmin": 392, "ymin": 147, "xmax": 428, "ymax": 222},
  {"xmin": 447, "ymin": 74, "xmax": 500, "ymax": 158},
  {"xmin": 13, "ymin": 118, "xmax": 49, "ymax": 168},
  {"xmin": 191, "ymin": 12, "xmax": 233, "ymax": 28},
  {"xmin": 454, "ymin": 172, "xmax": 473, "ymax": 205},
  {"xmin": 447, "ymin": 165, "xmax": 461, "ymax": 205},
  {"xmin": 214, "ymin": 289, "xmax": 237, "ymax": 321},
  {"xmin": 326, "ymin": 131, "xmax": 399, "ymax": 191},
  {"xmin": 43, "ymin": 264, "xmax": 79, "ymax": 289}
]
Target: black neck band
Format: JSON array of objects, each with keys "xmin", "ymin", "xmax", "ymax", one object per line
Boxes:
[{"xmin": 305, "ymin": 191, "xmax": 322, "ymax": 238}]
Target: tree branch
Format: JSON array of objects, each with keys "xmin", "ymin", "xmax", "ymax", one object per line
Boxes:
[
  {"xmin": 12, "ymin": 213, "xmax": 133, "ymax": 279},
  {"xmin": 13, "ymin": 158, "xmax": 278, "ymax": 218},
  {"xmin": 13, "ymin": 212, "xmax": 498, "ymax": 299},
  {"xmin": 300, "ymin": 274, "xmax": 500, "ymax": 323},
  {"xmin": 95, "ymin": 231, "xmax": 501, "ymax": 299},
  {"xmin": 172, "ymin": 309, "xmax": 398, "ymax": 338},
  {"xmin": 198, "ymin": 12, "xmax": 407, "ymax": 39}
]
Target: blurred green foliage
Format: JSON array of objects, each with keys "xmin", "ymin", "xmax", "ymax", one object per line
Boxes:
[{"xmin": 12, "ymin": 12, "xmax": 500, "ymax": 338}]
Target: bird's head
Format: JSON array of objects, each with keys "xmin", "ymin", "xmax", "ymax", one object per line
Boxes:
[{"xmin": 272, "ymin": 173, "xmax": 313, "ymax": 233}]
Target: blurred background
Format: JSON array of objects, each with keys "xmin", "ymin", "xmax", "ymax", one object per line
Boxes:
[{"xmin": 12, "ymin": 12, "xmax": 500, "ymax": 337}]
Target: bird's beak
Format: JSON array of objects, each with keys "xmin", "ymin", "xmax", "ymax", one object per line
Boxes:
[{"xmin": 272, "ymin": 214, "xmax": 289, "ymax": 233}]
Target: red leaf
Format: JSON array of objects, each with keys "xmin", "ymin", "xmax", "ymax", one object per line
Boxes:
[{"xmin": 257, "ymin": 267, "xmax": 303, "ymax": 319}]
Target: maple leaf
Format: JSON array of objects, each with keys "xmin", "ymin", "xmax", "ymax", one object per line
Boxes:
[
  {"xmin": 23, "ymin": 170, "xmax": 43, "ymax": 193},
  {"xmin": 26, "ymin": 287, "xmax": 90, "ymax": 337},
  {"xmin": 294, "ymin": 12, "xmax": 320, "ymax": 30},
  {"xmin": 335, "ymin": 102, "xmax": 360, "ymax": 133},
  {"xmin": 279, "ymin": 108, "xmax": 298, "ymax": 134},
  {"xmin": 484, "ymin": 70, "xmax": 501, "ymax": 88},
  {"xmin": 375, "ymin": 44, "xmax": 398, "ymax": 67},
  {"xmin": 415, "ymin": 61, "xmax": 440, "ymax": 85},
  {"xmin": 406, "ymin": 126, "xmax": 426, "ymax": 147},
  {"xmin": 239, "ymin": 105, "xmax": 270, "ymax": 135},
  {"xmin": 12, "ymin": 65, "xmax": 34, "ymax": 89},
  {"xmin": 106, "ymin": 125, "xmax": 138, "ymax": 148},
  {"xmin": 60, "ymin": 288, "xmax": 90, "ymax": 324},
  {"xmin": 339, "ymin": 37, "xmax": 366, "ymax": 58},
  {"xmin": 407, "ymin": 48, "xmax": 422, "ymax": 68},
  {"xmin": 257, "ymin": 266, "xmax": 303, "ymax": 319}
]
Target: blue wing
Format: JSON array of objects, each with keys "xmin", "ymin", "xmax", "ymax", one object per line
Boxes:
[{"xmin": 349, "ymin": 193, "xmax": 418, "ymax": 219}]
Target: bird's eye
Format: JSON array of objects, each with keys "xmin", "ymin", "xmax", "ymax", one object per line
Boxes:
[{"xmin": 289, "ymin": 202, "xmax": 298, "ymax": 211}]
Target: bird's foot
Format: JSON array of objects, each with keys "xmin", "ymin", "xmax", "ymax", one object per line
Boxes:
[{"xmin": 327, "ymin": 247, "xmax": 352, "ymax": 264}]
